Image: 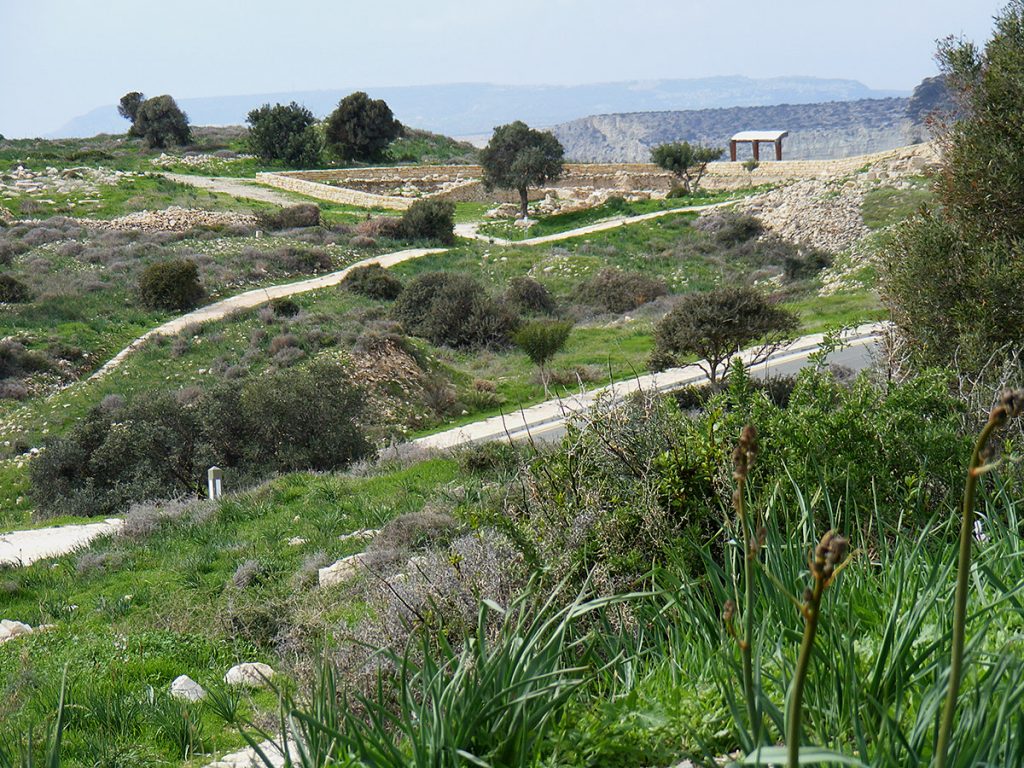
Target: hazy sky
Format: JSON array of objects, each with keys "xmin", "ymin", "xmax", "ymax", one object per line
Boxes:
[{"xmin": 0, "ymin": 0, "xmax": 1007, "ymax": 137}]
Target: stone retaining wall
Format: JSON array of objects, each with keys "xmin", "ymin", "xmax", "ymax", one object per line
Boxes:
[
  {"xmin": 255, "ymin": 172, "xmax": 415, "ymax": 210},
  {"xmin": 256, "ymin": 145, "xmax": 934, "ymax": 207}
]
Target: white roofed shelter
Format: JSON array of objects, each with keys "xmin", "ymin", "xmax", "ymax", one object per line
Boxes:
[{"xmin": 730, "ymin": 130, "xmax": 789, "ymax": 161}]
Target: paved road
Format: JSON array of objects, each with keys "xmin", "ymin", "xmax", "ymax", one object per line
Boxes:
[
  {"xmin": 1, "ymin": 325, "xmax": 884, "ymax": 566},
  {"xmin": 454, "ymin": 200, "xmax": 735, "ymax": 247},
  {"xmin": 414, "ymin": 324, "xmax": 884, "ymax": 449}
]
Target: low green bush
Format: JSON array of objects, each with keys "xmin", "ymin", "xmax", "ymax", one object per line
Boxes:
[
  {"xmin": 257, "ymin": 204, "xmax": 321, "ymax": 230},
  {"xmin": 0, "ymin": 273, "xmax": 31, "ymax": 303},
  {"xmin": 270, "ymin": 297, "xmax": 301, "ymax": 317},
  {"xmin": 342, "ymin": 263, "xmax": 404, "ymax": 300},
  {"xmin": 138, "ymin": 259, "xmax": 204, "ymax": 311},
  {"xmin": 30, "ymin": 357, "xmax": 371, "ymax": 517},
  {"xmin": 505, "ymin": 275, "xmax": 556, "ymax": 315},
  {"xmin": 392, "ymin": 272, "xmax": 520, "ymax": 349},
  {"xmin": 574, "ymin": 268, "xmax": 668, "ymax": 313},
  {"xmin": 399, "ymin": 198, "xmax": 456, "ymax": 244}
]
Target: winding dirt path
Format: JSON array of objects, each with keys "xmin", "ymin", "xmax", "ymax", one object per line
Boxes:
[
  {"xmin": 454, "ymin": 200, "xmax": 733, "ymax": 246},
  {"xmin": 89, "ymin": 247, "xmax": 446, "ymax": 380},
  {"xmin": 162, "ymin": 173, "xmax": 300, "ymax": 206}
]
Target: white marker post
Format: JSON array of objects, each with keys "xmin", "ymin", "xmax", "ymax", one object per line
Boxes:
[{"xmin": 207, "ymin": 466, "xmax": 224, "ymax": 500}]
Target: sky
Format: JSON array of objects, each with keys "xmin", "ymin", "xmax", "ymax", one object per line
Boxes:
[{"xmin": 0, "ymin": 0, "xmax": 1008, "ymax": 138}]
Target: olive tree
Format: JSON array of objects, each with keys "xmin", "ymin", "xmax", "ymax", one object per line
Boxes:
[
  {"xmin": 123, "ymin": 94, "xmax": 191, "ymax": 148},
  {"xmin": 651, "ymin": 286, "xmax": 798, "ymax": 384},
  {"xmin": 650, "ymin": 141, "xmax": 723, "ymax": 195},
  {"xmin": 479, "ymin": 121, "xmax": 564, "ymax": 219},
  {"xmin": 118, "ymin": 91, "xmax": 145, "ymax": 126},
  {"xmin": 881, "ymin": 0, "xmax": 1024, "ymax": 372}
]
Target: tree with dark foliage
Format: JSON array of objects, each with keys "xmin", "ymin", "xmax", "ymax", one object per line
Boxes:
[
  {"xmin": 324, "ymin": 91, "xmax": 402, "ymax": 162},
  {"xmin": 479, "ymin": 121, "xmax": 564, "ymax": 219},
  {"xmin": 651, "ymin": 286, "xmax": 797, "ymax": 383},
  {"xmin": 246, "ymin": 102, "xmax": 322, "ymax": 167}
]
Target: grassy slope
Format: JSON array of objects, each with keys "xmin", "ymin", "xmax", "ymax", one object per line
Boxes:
[
  {"xmin": 474, "ymin": 187, "xmax": 766, "ymax": 241},
  {"xmin": 1, "ymin": 206, "xmax": 885, "ymax": 528},
  {"xmin": 0, "ymin": 459, "xmax": 459, "ymax": 765}
]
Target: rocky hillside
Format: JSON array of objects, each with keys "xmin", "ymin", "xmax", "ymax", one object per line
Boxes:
[{"xmin": 552, "ymin": 97, "xmax": 931, "ymax": 162}]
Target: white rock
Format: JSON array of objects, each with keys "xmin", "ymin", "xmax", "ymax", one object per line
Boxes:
[
  {"xmin": 286, "ymin": 536, "xmax": 307, "ymax": 546},
  {"xmin": 0, "ymin": 620, "xmax": 33, "ymax": 643},
  {"xmin": 338, "ymin": 528, "xmax": 379, "ymax": 543},
  {"xmin": 224, "ymin": 662, "xmax": 275, "ymax": 688},
  {"xmin": 318, "ymin": 553, "xmax": 367, "ymax": 587},
  {"xmin": 170, "ymin": 674, "xmax": 206, "ymax": 702}
]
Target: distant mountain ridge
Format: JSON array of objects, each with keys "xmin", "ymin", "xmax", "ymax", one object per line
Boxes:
[
  {"xmin": 550, "ymin": 97, "xmax": 931, "ymax": 162},
  {"xmin": 49, "ymin": 76, "xmax": 907, "ymax": 139}
]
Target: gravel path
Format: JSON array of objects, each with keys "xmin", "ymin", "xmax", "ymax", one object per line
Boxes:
[
  {"xmin": 0, "ymin": 518, "xmax": 124, "ymax": 566},
  {"xmin": 454, "ymin": 200, "xmax": 734, "ymax": 246},
  {"xmin": 162, "ymin": 173, "xmax": 301, "ymax": 206},
  {"xmin": 89, "ymin": 247, "xmax": 447, "ymax": 380}
]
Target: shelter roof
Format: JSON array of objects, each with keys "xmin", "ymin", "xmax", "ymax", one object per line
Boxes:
[{"xmin": 730, "ymin": 130, "xmax": 789, "ymax": 142}]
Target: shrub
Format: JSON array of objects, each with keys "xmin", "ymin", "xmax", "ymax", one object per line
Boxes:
[
  {"xmin": 398, "ymin": 198, "xmax": 456, "ymax": 244},
  {"xmin": 783, "ymin": 247, "xmax": 832, "ymax": 280},
  {"xmin": 270, "ymin": 297, "xmax": 301, "ymax": 317},
  {"xmin": 574, "ymin": 268, "xmax": 668, "ymax": 313},
  {"xmin": 0, "ymin": 340, "xmax": 53, "ymax": 379},
  {"xmin": 695, "ymin": 211, "xmax": 763, "ymax": 245},
  {"xmin": 237, "ymin": 357, "xmax": 371, "ymax": 472},
  {"xmin": 138, "ymin": 259, "xmax": 204, "ymax": 311},
  {"xmin": 514, "ymin": 319, "xmax": 573, "ymax": 393},
  {"xmin": 30, "ymin": 358, "xmax": 371, "ymax": 517},
  {"xmin": 258, "ymin": 204, "xmax": 321, "ymax": 231},
  {"xmin": 0, "ymin": 273, "xmax": 31, "ymax": 303},
  {"xmin": 0, "ymin": 378, "xmax": 28, "ymax": 400},
  {"xmin": 30, "ymin": 392, "xmax": 205, "ymax": 518},
  {"xmin": 324, "ymin": 91, "xmax": 402, "ymax": 162},
  {"xmin": 342, "ymin": 264, "xmax": 403, "ymax": 300},
  {"xmin": 246, "ymin": 102, "xmax": 322, "ymax": 167},
  {"xmin": 880, "ymin": 5, "xmax": 1024, "ymax": 373},
  {"xmin": 392, "ymin": 272, "xmax": 520, "ymax": 349},
  {"xmin": 651, "ymin": 286, "xmax": 798, "ymax": 383},
  {"xmin": 505, "ymin": 276, "xmax": 556, "ymax": 315},
  {"xmin": 355, "ymin": 216, "xmax": 405, "ymax": 240},
  {"xmin": 604, "ymin": 195, "xmax": 630, "ymax": 214}
]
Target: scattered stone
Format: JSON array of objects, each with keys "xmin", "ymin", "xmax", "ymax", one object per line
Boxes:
[
  {"xmin": 224, "ymin": 662, "xmax": 275, "ymax": 688},
  {"xmin": 286, "ymin": 536, "xmax": 307, "ymax": 546},
  {"xmin": 318, "ymin": 553, "xmax": 367, "ymax": 587},
  {"xmin": 0, "ymin": 620, "xmax": 33, "ymax": 643},
  {"xmin": 338, "ymin": 528, "xmax": 379, "ymax": 543},
  {"xmin": 170, "ymin": 674, "xmax": 207, "ymax": 702},
  {"xmin": 84, "ymin": 206, "xmax": 257, "ymax": 233}
]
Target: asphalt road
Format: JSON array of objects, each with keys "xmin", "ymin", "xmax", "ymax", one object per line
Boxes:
[{"xmin": 415, "ymin": 325, "xmax": 884, "ymax": 449}]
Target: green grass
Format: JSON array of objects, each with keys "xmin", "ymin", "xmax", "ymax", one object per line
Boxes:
[
  {"xmin": 0, "ymin": 458, "xmax": 460, "ymax": 765},
  {"xmin": 5, "ymin": 173, "xmax": 279, "ymax": 221},
  {"xmin": 1, "ymin": 208, "xmax": 885, "ymax": 528},
  {"xmin": 473, "ymin": 189, "xmax": 753, "ymax": 242},
  {"xmin": 860, "ymin": 178, "xmax": 934, "ymax": 229}
]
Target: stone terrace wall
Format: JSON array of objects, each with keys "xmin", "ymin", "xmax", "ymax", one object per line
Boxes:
[
  {"xmin": 255, "ymin": 172, "xmax": 415, "ymax": 210},
  {"xmin": 256, "ymin": 146, "xmax": 934, "ymax": 207}
]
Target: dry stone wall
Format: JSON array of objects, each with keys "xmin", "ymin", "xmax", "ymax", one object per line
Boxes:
[{"xmin": 256, "ymin": 145, "xmax": 939, "ymax": 208}]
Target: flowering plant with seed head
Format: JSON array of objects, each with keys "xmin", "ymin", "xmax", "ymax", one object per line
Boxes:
[
  {"xmin": 786, "ymin": 529, "xmax": 851, "ymax": 768},
  {"xmin": 935, "ymin": 388, "xmax": 1024, "ymax": 768},
  {"xmin": 728, "ymin": 424, "xmax": 764, "ymax": 743}
]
